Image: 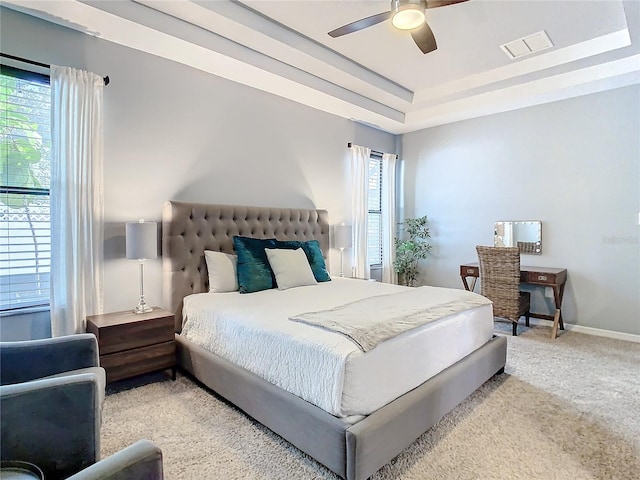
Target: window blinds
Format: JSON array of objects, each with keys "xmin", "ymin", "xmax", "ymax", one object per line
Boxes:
[
  {"xmin": 367, "ymin": 156, "xmax": 383, "ymax": 266},
  {"xmin": 0, "ymin": 70, "xmax": 51, "ymax": 311}
]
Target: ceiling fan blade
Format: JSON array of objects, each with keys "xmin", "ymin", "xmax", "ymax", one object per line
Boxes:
[
  {"xmin": 411, "ymin": 23, "xmax": 437, "ymax": 54},
  {"xmin": 425, "ymin": 0, "xmax": 469, "ymax": 8},
  {"xmin": 328, "ymin": 11, "xmax": 391, "ymax": 38}
]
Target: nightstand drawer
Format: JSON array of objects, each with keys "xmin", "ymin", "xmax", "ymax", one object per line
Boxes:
[
  {"xmin": 100, "ymin": 341, "xmax": 176, "ymax": 383},
  {"xmin": 89, "ymin": 314, "xmax": 174, "ymax": 355},
  {"xmin": 525, "ymin": 271, "xmax": 557, "ymax": 285}
]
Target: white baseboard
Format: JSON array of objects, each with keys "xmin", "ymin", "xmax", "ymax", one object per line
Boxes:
[{"xmin": 529, "ymin": 318, "xmax": 640, "ymax": 343}]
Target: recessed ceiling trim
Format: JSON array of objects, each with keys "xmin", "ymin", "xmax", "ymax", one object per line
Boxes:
[
  {"xmin": 73, "ymin": 0, "xmax": 407, "ymax": 122},
  {"xmin": 129, "ymin": 0, "xmax": 413, "ymax": 110},
  {"xmin": 190, "ymin": 0, "xmax": 414, "ymax": 103},
  {"xmin": 413, "ymin": 29, "xmax": 631, "ymax": 105},
  {"xmin": 127, "ymin": 0, "xmax": 413, "ymax": 105},
  {"xmin": 406, "ymin": 54, "xmax": 640, "ymax": 131},
  {"xmin": 4, "ymin": 0, "xmax": 406, "ymax": 129}
]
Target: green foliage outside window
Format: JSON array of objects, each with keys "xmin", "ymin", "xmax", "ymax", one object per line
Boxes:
[{"xmin": 1, "ymin": 75, "xmax": 49, "ymax": 201}]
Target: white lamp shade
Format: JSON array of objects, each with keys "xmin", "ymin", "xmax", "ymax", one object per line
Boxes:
[
  {"xmin": 126, "ymin": 221, "xmax": 158, "ymax": 260},
  {"xmin": 334, "ymin": 224, "xmax": 353, "ymax": 249}
]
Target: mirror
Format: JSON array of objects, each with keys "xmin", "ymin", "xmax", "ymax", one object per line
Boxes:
[{"xmin": 494, "ymin": 221, "xmax": 542, "ymax": 254}]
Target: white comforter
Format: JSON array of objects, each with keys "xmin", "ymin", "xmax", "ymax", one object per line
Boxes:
[{"xmin": 181, "ymin": 278, "xmax": 493, "ymax": 417}]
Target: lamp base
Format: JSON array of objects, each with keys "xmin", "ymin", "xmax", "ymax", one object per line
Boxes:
[
  {"xmin": 134, "ymin": 300, "xmax": 153, "ymax": 314},
  {"xmin": 133, "ymin": 299, "xmax": 153, "ymax": 314},
  {"xmin": 133, "ymin": 261, "xmax": 153, "ymax": 314}
]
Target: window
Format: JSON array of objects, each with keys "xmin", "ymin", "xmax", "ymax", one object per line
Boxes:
[
  {"xmin": 367, "ymin": 154, "xmax": 383, "ymax": 267},
  {"xmin": 0, "ymin": 67, "xmax": 51, "ymax": 311}
]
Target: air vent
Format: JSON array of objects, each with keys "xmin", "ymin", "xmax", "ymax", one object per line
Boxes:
[{"xmin": 501, "ymin": 30, "xmax": 553, "ymax": 59}]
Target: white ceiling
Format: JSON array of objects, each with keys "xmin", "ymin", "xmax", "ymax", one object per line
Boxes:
[{"xmin": 4, "ymin": 0, "xmax": 640, "ymax": 134}]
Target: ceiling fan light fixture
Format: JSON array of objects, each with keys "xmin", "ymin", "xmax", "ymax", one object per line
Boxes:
[{"xmin": 391, "ymin": 1, "xmax": 425, "ymax": 30}]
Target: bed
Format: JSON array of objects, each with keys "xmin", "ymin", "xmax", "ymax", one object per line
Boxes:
[{"xmin": 162, "ymin": 200, "xmax": 507, "ymax": 480}]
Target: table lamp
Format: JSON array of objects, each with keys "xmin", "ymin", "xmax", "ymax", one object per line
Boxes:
[
  {"xmin": 126, "ymin": 220, "xmax": 157, "ymax": 314},
  {"xmin": 333, "ymin": 224, "xmax": 352, "ymax": 277}
]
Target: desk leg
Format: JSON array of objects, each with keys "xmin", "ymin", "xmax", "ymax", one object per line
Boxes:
[
  {"xmin": 461, "ymin": 276, "xmax": 477, "ymax": 292},
  {"xmin": 550, "ymin": 283, "xmax": 566, "ymax": 339},
  {"xmin": 557, "ymin": 283, "xmax": 566, "ymax": 330},
  {"xmin": 551, "ymin": 309, "xmax": 561, "ymax": 339}
]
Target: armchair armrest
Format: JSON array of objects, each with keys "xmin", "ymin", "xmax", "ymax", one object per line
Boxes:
[
  {"xmin": 0, "ymin": 373, "xmax": 102, "ymax": 479},
  {"xmin": 0, "ymin": 334, "xmax": 99, "ymax": 385},
  {"xmin": 67, "ymin": 440, "xmax": 164, "ymax": 480}
]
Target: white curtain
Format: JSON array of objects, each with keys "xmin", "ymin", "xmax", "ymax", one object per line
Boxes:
[
  {"xmin": 50, "ymin": 66, "xmax": 104, "ymax": 336},
  {"xmin": 381, "ymin": 153, "xmax": 397, "ymax": 284},
  {"xmin": 350, "ymin": 145, "xmax": 371, "ymax": 280}
]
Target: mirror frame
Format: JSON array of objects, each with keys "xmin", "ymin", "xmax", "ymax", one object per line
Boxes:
[{"xmin": 494, "ymin": 220, "xmax": 542, "ymax": 255}]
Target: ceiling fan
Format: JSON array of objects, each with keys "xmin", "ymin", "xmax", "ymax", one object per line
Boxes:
[{"xmin": 328, "ymin": 0, "xmax": 469, "ymax": 54}]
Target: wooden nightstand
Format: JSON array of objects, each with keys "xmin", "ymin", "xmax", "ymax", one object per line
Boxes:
[{"xmin": 86, "ymin": 307, "xmax": 176, "ymax": 383}]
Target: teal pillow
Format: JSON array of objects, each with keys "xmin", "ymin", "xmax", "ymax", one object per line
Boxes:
[
  {"xmin": 273, "ymin": 240, "xmax": 302, "ymax": 250},
  {"xmin": 301, "ymin": 240, "xmax": 331, "ymax": 283},
  {"xmin": 233, "ymin": 236, "xmax": 277, "ymax": 293},
  {"xmin": 275, "ymin": 239, "xmax": 331, "ymax": 283}
]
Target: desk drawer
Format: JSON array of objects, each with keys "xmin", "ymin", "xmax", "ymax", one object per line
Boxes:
[
  {"xmin": 525, "ymin": 271, "xmax": 557, "ymax": 285},
  {"xmin": 460, "ymin": 266, "xmax": 479, "ymax": 276}
]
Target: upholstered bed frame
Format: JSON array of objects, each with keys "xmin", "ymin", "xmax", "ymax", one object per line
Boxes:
[{"xmin": 162, "ymin": 200, "xmax": 507, "ymax": 480}]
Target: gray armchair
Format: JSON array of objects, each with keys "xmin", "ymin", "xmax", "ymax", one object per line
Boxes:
[
  {"xmin": 67, "ymin": 439, "xmax": 163, "ymax": 480},
  {"xmin": 0, "ymin": 334, "xmax": 106, "ymax": 479}
]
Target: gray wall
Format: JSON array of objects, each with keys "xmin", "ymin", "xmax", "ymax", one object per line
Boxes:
[
  {"xmin": 0, "ymin": 7, "xmax": 396, "ymax": 339},
  {"xmin": 402, "ymin": 85, "xmax": 640, "ymax": 335}
]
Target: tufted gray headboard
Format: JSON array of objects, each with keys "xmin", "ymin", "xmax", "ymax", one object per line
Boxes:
[{"xmin": 162, "ymin": 201, "xmax": 330, "ymax": 332}]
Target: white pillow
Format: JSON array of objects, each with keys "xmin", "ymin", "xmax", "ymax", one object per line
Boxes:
[
  {"xmin": 204, "ymin": 251, "xmax": 238, "ymax": 293},
  {"xmin": 265, "ymin": 248, "xmax": 317, "ymax": 290}
]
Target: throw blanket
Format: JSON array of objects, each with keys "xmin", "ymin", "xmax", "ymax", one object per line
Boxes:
[{"xmin": 290, "ymin": 286, "xmax": 492, "ymax": 352}]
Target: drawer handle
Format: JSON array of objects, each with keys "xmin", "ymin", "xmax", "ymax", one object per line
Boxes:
[
  {"xmin": 537, "ymin": 275, "xmax": 548, "ymax": 281},
  {"xmin": 467, "ymin": 269, "xmax": 476, "ymax": 274}
]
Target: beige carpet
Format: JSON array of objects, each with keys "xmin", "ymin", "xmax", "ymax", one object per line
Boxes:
[{"xmin": 102, "ymin": 326, "xmax": 640, "ymax": 479}]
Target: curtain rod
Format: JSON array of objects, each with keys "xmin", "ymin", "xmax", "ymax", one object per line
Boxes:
[
  {"xmin": 347, "ymin": 142, "xmax": 398, "ymax": 159},
  {"xmin": 0, "ymin": 52, "xmax": 110, "ymax": 86}
]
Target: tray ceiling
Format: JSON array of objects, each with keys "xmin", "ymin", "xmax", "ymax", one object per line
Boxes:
[{"xmin": 3, "ymin": 0, "xmax": 639, "ymax": 134}]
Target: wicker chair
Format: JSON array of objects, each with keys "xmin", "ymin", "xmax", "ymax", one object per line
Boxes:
[{"xmin": 476, "ymin": 246, "xmax": 531, "ymax": 336}]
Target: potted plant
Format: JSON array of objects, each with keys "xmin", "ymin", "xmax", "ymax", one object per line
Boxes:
[{"xmin": 393, "ymin": 215, "xmax": 432, "ymax": 287}]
